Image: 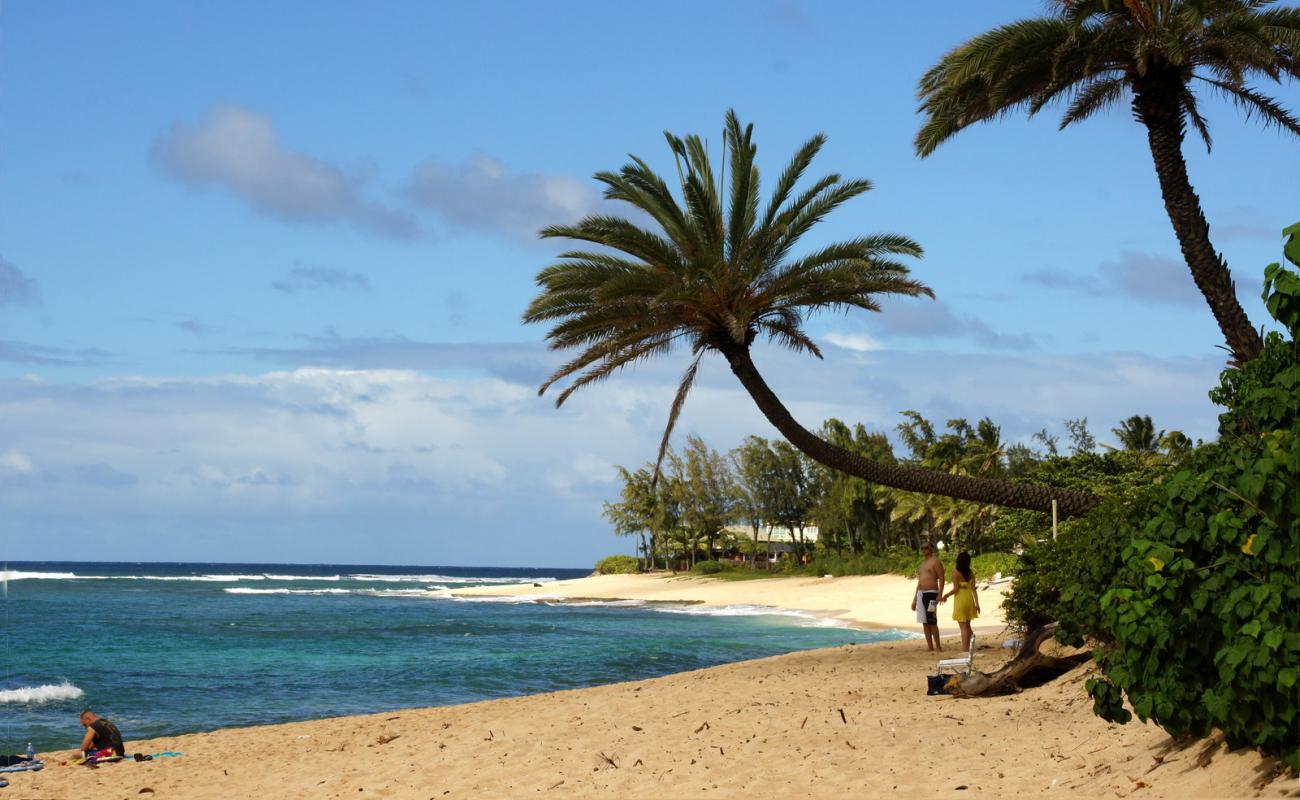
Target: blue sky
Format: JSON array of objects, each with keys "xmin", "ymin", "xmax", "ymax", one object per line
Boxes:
[{"xmin": 1, "ymin": 1, "xmax": 1297, "ymax": 566}]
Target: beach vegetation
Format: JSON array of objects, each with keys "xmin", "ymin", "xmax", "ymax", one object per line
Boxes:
[
  {"xmin": 1087, "ymin": 237, "xmax": 1300, "ymax": 770},
  {"xmin": 916, "ymin": 0, "xmax": 1300, "ymax": 365},
  {"xmin": 524, "ymin": 111, "xmax": 1099, "ymax": 517},
  {"xmin": 594, "ymin": 555, "xmax": 641, "ymax": 575},
  {"xmin": 1008, "ymin": 236, "xmax": 1300, "ymax": 770}
]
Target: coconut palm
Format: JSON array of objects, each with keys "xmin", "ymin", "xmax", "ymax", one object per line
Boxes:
[
  {"xmin": 1111, "ymin": 414, "xmax": 1165, "ymax": 453},
  {"xmin": 524, "ymin": 111, "xmax": 1100, "ymax": 516},
  {"xmin": 915, "ymin": 0, "xmax": 1300, "ymax": 365}
]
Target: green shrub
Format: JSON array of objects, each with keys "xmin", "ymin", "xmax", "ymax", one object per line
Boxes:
[
  {"xmin": 594, "ymin": 555, "xmax": 641, "ymax": 575},
  {"xmin": 692, "ymin": 560, "xmax": 724, "ymax": 575},
  {"xmin": 1081, "ymin": 243, "xmax": 1300, "ymax": 771},
  {"xmin": 789, "ymin": 547, "xmax": 1018, "ymax": 580},
  {"xmin": 970, "ymin": 552, "xmax": 1021, "ymax": 579},
  {"xmin": 1003, "ymin": 494, "xmax": 1155, "ymax": 635}
]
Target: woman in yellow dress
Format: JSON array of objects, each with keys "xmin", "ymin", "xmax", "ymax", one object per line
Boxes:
[{"xmin": 942, "ymin": 551, "xmax": 981, "ymax": 652}]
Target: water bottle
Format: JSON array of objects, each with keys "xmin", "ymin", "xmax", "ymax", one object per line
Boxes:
[{"xmin": 25, "ymin": 742, "xmax": 34, "ymax": 761}]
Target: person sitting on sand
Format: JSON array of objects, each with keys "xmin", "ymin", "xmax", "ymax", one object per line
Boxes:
[
  {"xmin": 941, "ymin": 551, "xmax": 981, "ymax": 652},
  {"xmin": 910, "ymin": 542, "xmax": 945, "ymax": 651},
  {"xmin": 79, "ymin": 709, "xmax": 124, "ymax": 758}
]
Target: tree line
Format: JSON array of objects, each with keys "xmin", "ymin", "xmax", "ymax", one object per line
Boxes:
[{"xmin": 603, "ymin": 413, "xmax": 1188, "ymax": 571}]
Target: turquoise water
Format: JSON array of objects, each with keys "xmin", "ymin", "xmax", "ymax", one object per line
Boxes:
[{"xmin": 0, "ymin": 562, "xmax": 906, "ymax": 752}]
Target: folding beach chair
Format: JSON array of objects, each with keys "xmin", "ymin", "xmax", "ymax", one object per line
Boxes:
[{"xmin": 936, "ymin": 635, "xmax": 976, "ymax": 676}]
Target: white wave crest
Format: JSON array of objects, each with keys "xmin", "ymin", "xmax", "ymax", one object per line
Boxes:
[
  {"xmin": 357, "ymin": 588, "xmax": 454, "ymax": 599},
  {"xmin": 223, "ymin": 588, "xmax": 351, "ymax": 595},
  {"xmin": 116, "ymin": 574, "xmax": 269, "ymax": 582},
  {"xmin": 451, "ymin": 593, "xmax": 563, "ymax": 604},
  {"xmin": 651, "ymin": 603, "xmax": 852, "ymax": 628},
  {"xmin": 262, "ymin": 574, "xmax": 341, "ymax": 581},
  {"xmin": 350, "ymin": 574, "xmax": 556, "ymax": 585},
  {"xmin": 0, "ymin": 681, "xmax": 84, "ymax": 704},
  {"xmin": 0, "ymin": 571, "xmax": 78, "ymax": 581}
]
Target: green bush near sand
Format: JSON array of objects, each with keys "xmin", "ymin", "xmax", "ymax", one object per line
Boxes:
[
  {"xmin": 1010, "ymin": 249, "xmax": 1300, "ymax": 771},
  {"xmin": 594, "ymin": 555, "xmax": 641, "ymax": 575},
  {"xmin": 1088, "ymin": 256, "xmax": 1300, "ymax": 771}
]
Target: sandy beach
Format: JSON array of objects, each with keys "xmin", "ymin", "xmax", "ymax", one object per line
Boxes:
[
  {"xmin": 451, "ymin": 572, "xmax": 1012, "ymax": 632},
  {"xmin": 9, "ymin": 575, "xmax": 1291, "ymax": 799}
]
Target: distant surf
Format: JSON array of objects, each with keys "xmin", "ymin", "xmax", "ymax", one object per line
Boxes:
[{"xmin": 0, "ymin": 682, "xmax": 84, "ymax": 704}]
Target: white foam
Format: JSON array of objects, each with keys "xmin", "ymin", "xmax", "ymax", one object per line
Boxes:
[
  {"xmin": 261, "ymin": 574, "xmax": 341, "ymax": 581},
  {"xmin": 0, "ymin": 681, "xmax": 84, "ymax": 704},
  {"xmin": 350, "ymin": 574, "xmax": 556, "ymax": 585},
  {"xmin": 358, "ymin": 587, "xmax": 454, "ymax": 599},
  {"xmin": 119, "ymin": 574, "xmax": 268, "ymax": 582},
  {"xmin": 651, "ymin": 603, "xmax": 853, "ymax": 628},
  {"xmin": 451, "ymin": 593, "xmax": 564, "ymax": 604},
  {"xmin": 223, "ymin": 588, "xmax": 351, "ymax": 595},
  {"xmin": 0, "ymin": 571, "xmax": 78, "ymax": 581}
]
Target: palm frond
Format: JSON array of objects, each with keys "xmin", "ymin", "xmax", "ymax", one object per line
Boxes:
[
  {"xmin": 1060, "ymin": 75, "xmax": 1129, "ymax": 127},
  {"xmin": 652, "ymin": 349, "xmax": 704, "ymax": 487},
  {"xmin": 1199, "ymin": 76, "xmax": 1300, "ymax": 135}
]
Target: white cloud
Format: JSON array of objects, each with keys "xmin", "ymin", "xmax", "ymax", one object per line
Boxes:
[
  {"xmin": 406, "ymin": 155, "xmax": 601, "ymax": 241},
  {"xmin": 153, "ymin": 105, "xmax": 416, "ymax": 238},
  {"xmin": 0, "ymin": 449, "xmax": 33, "ymax": 474},
  {"xmin": 824, "ymin": 332, "xmax": 885, "ymax": 352},
  {"xmin": 1024, "ymin": 252, "xmax": 1259, "ymax": 308},
  {"xmin": 0, "ymin": 342, "xmax": 1229, "ymax": 563}
]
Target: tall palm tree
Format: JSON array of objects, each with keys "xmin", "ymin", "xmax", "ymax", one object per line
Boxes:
[
  {"xmin": 1111, "ymin": 414, "xmax": 1164, "ymax": 453},
  {"xmin": 524, "ymin": 111, "xmax": 1100, "ymax": 516},
  {"xmin": 915, "ymin": 0, "xmax": 1300, "ymax": 365}
]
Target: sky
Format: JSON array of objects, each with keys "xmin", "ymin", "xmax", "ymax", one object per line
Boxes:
[{"xmin": 1, "ymin": 1, "xmax": 1297, "ymax": 567}]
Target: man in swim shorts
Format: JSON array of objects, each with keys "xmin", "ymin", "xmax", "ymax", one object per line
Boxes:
[
  {"xmin": 79, "ymin": 709, "xmax": 125, "ymax": 757},
  {"xmin": 910, "ymin": 542, "xmax": 945, "ymax": 651}
]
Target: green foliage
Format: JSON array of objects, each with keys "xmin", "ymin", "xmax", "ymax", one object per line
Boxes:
[
  {"xmin": 1003, "ymin": 495, "xmax": 1157, "ymax": 636},
  {"xmin": 594, "ymin": 555, "xmax": 641, "ymax": 575},
  {"xmin": 788, "ymin": 547, "xmax": 1019, "ymax": 580},
  {"xmin": 1069, "ymin": 246, "xmax": 1300, "ymax": 770},
  {"xmin": 692, "ymin": 560, "xmax": 724, "ymax": 575},
  {"xmin": 970, "ymin": 552, "xmax": 1021, "ymax": 579}
]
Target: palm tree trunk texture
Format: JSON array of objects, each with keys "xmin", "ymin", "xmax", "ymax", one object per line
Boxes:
[
  {"xmin": 1133, "ymin": 77, "xmax": 1262, "ymax": 364},
  {"xmin": 718, "ymin": 342, "xmax": 1101, "ymax": 517}
]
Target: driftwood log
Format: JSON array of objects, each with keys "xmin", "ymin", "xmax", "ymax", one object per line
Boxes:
[{"xmin": 948, "ymin": 623, "xmax": 1090, "ymax": 697}]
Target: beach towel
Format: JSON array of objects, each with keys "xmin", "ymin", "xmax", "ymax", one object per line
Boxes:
[{"xmin": 0, "ymin": 760, "xmax": 42, "ymax": 774}]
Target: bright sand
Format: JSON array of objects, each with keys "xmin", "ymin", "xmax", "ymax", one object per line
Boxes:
[{"xmin": 11, "ymin": 574, "xmax": 1290, "ymax": 799}]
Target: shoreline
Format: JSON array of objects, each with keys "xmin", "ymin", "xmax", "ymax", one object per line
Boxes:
[
  {"xmin": 452, "ymin": 572, "xmax": 1012, "ymax": 636},
  {"xmin": 14, "ymin": 635, "xmax": 1288, "ymax": 799}
]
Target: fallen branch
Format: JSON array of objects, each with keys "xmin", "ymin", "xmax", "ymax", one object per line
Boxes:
[{"xmin": 948, "ymin": 623, "xmax": 1089, "ymax": 697}]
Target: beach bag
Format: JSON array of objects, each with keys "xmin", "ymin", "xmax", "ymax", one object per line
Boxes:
[{"xmin": 926, "ymin": 674, "xmax": 949, "ymax": 696}]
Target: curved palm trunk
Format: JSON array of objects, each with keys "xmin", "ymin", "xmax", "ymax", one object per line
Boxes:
[
  {"xmin": 718, "ymin": 342, "xmax": 1101, "ymax": 517},
  {"xmin": 1133, "ymin": 77, "xmax": 1262, "ymax": 365}
]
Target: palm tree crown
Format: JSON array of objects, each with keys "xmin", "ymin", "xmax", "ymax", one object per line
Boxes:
[
  {"xmin": 915, "ymin": 0, "xmax": 1300, "ymax": 364},
  {"xmin": 916, "ymin": 0, "xmax": 1300, "ymax": 155},
  {"xmin": 525, "ymin": 111, "xmax": 1102, "ymax": 517},
  {"xmin": 525, "ymin": 110, "xmax": 931, "ymax": 466}
]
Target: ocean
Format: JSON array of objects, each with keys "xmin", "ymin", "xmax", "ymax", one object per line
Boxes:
[{"xmin": 0, "ymin": 562, "xmax": 908, "ymax": 754}]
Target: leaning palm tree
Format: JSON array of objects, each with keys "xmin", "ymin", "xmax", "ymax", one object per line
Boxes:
[
  {"xmin": 915, "ymin": 0, "xmax": 1300, "ymax": 365},
  {"xmin": 524, "ymin": 111, "xmax": 1100, "ymax": 516}
]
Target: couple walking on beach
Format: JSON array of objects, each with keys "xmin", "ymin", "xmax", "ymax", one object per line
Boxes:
[{"xmin": 911, "ymin": 543, "xmax": 980, "ymax": 652}]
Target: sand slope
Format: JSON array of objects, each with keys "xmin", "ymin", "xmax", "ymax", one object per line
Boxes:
[{"xmin": 12, "ymin": 637, "xmax": 1290, "ymax": 799}]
